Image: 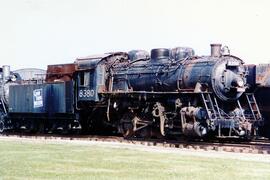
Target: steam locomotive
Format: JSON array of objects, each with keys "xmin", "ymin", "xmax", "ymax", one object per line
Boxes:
[{"xmin": 0, "ymin": 44, "xmax": 263, "ymax": 139}]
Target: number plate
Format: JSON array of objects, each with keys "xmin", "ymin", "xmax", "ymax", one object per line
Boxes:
[{"xmin": 79, "ymin": 89, "xmax": 95, "ymax": 98}]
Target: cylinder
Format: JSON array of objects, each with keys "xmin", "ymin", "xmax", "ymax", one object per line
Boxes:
[
  {"xmin": 2, "ymin": 65, "xmax": 10, "ymax": 81},
  {"xmin": 210, "ymin": 44, "xmax": 222, "ymax": 57},
  {"xmin": 182, "ymin": 122, "xmax": 207, "ymax": 137}
]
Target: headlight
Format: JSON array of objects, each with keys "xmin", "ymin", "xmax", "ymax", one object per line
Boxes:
[{"xmin": 237, "ymin": 78, "xmax": 244, "ymax": 87}]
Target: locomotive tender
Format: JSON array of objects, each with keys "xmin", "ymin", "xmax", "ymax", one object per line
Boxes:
[
  {"xmin": 0, "ymin": 44, "xmax": 263, "ymax": 139},
  {"xmin": 246, "ymin": 64, "xmax": 270, "ymax": 138}
]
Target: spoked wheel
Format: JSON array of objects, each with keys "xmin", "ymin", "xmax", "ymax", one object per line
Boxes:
[
  {"xmin": 136, "ymin": 126, "xmax": 152, "ymax": 139},
  {"xmin": 119, "ymin": 113, "xmax": 152, "ymax": 138},
  {"xmin": 119, "ymin": 113, "xmax": 135, "ymax": 138},
  {"xmin": 121, "ymin": 122, "xmax": 134, "ymax": 138}
]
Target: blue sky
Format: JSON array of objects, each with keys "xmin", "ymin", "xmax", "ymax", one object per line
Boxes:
[{"xmin": 0, "ymin": 0, "xmax": 270, "ymax": 70}]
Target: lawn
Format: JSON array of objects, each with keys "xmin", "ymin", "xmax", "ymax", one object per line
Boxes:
[{"xmin": 0, "ymin": 139, "xmax": 270, "ymax": 180}]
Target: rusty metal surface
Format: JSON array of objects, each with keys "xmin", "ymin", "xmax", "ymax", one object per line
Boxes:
[
  {"xmin": 75, "ymin": 52, "xmax": 129, "ymax": 71},
  {"xmin": 255, "ymin": 64, "xmax": 270, "ymax": 87},
  {"xmin": 46, "ymin": 63, "xmax": 76, "ymax": 82}
]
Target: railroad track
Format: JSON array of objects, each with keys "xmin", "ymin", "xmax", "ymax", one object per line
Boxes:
[{"xmin": 1, "ymin": 133, "xmax": 270, "ymax": 155}]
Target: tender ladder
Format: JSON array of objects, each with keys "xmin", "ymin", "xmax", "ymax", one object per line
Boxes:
[{"xmin": 245, "ymin": 93, "xmax": 262, "ymax": 121}]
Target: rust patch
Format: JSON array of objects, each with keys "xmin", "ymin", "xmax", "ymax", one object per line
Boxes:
[
  {"xmin": 46, "ymin": 63, "xmax": 76, "ymax": 82},
  {"xmin": 256, "ymin": 64, "xmax": 270, "ymax": 86}
]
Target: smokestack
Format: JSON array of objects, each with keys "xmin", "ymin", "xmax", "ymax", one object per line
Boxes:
[
  {"xmin": 210, "ymin": 44, "xmax": 222, "ymax": 57},
  {"xmin": 2, "ymin": 65, "xmax": 10, "ymax": 81}
]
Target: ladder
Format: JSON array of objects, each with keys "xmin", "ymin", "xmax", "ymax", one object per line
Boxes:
[
  {"xmin": 201, "ymin": 93, "xmax": 219, "ymax": 120},
  {"xmin": 201, "ymin": 93, "xmax": 225, "ymax": 136},
  {"xmin": 237, "ymin": 100, "xmax": 246, "ymax": 120},
  {"xmin": 245, "ymin": 93, "xmax": 262, "ymax": 121},
  {"xmin": 0, "ymin": 97, "xmax": 7, "ymax": 115}
]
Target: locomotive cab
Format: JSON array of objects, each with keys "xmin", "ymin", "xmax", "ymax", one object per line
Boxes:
[
  {"xmin": 75, "ymin": 52, "xmax": 128, "ymax": 103},
  {"xmin": 76, "ymin": 64, "xmax": 105, "ymax": 102}
]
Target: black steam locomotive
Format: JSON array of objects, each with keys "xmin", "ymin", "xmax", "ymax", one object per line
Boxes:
[{"xmin": 0, "ymin": 44, "xmax": 263, "ymax": 139}]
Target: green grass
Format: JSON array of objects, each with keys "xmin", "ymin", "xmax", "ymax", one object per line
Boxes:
[{"xmin": 0, "ymin": 140, "xmax": 270, "ymax": 180}]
